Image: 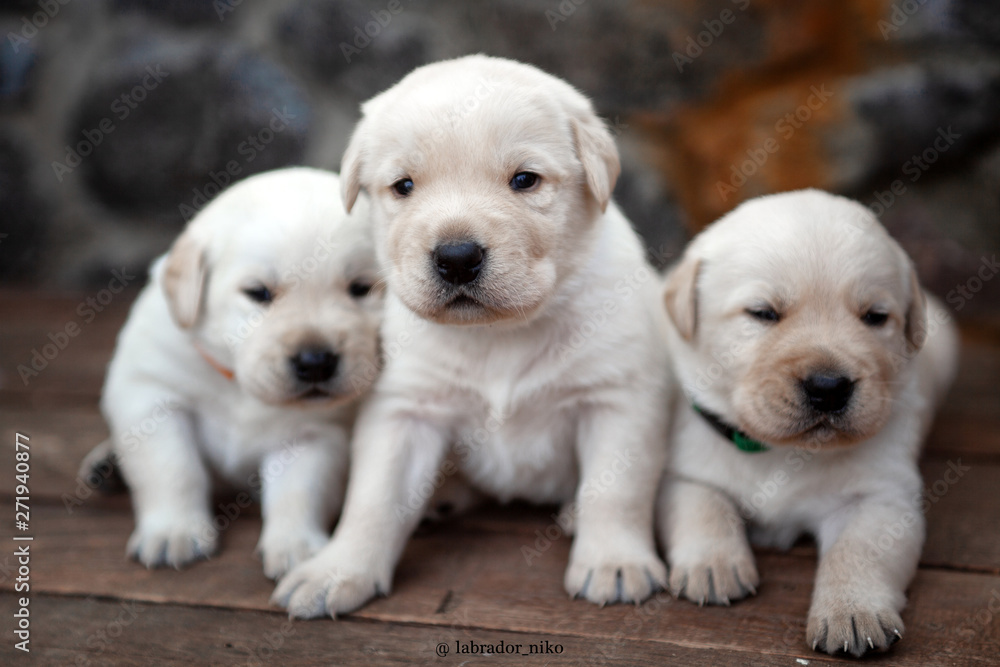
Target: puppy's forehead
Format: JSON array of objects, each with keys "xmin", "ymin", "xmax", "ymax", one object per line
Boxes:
[
  {"xmin": 699, "ymin": 190, "xmax": 908, "ymax": 302},
  {"xmin": 208, "ymin": 194, "xmax": 374, "ymax": 280},
  {"xmin": 361, "ymin": 59, "xmax": 583, "ymax": 175}
]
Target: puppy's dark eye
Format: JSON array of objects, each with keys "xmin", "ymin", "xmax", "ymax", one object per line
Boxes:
[
  {"xmin": 862, "ymin": 310, "xmax": 889, "ymax": 327},
  {"xmin": 746, "ymin": 307, "xmax": 780, "ymax": 323},
  {"xmin": 348, "ymin": 280, "xmax": 372, "ymax": 298},
  {"xmin": 392, "ymin": 178, "xmax": 414, "ymax": 197},
  {"xmin": 243, "ymin": 285, "xmax": 273, "ymax": 304},
  {"xmin": 510, "ymin": 171, "xmax": 539, "ymax": 191}
]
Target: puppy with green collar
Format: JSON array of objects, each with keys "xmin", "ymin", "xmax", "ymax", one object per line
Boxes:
[{"xmin": 658, "ymin": 189, "xmax": 958, "ymax": 656}]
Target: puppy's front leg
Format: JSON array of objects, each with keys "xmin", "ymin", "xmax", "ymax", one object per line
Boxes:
[
  {"xmin": 113, "ymin": 403, "xmax": 218, "ymax": 568},
  {"xmin": 659, "ymin": 477, "xmax": 758, "ymax": 605},
  {"xmin": 565, "ymin": 404, "xmax": 667, "ymax": 605},
  {"xmin": 807, "ymin": 496, "xmax": 923, "ymax": 656},
  {"xmin": 256, "ymin": 435, "xmax": 347, "ymax": 580},
  {"xmin": 271, "ymin": 397, "xmax": 448, "ymax": 618}
]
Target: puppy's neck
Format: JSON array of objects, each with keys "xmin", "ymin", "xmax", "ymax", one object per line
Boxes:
[{"xmin": 194, "ymin": 342, "xmax": 235, "ymax": 381}]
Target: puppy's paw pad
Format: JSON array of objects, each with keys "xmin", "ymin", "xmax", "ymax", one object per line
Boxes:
[
  {"xmin": 807, "ymin": 606, "xmax": 903, "ymax": 657},
  {"xmin": 257, "ymin": 529, "xmax": 328, "ymax": 580},
  {"xmin": 271, "ymin": 556, "xmax": 389, "ymax": 619},
  {"xmin": 565, "ymin": 556, "xmax": 667, "ymax": 605},
  {"xmin": 669, "ymin": 554, "xmax": 759, "ymax": 605},
  {"xmin": 127, "ymin": 516, "xmax": 218, "ymax": 569}
]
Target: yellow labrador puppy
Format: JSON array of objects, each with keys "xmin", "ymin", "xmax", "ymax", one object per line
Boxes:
[
  {"xmin": 273, "ymin": 55, "xmax": 671, "ymax": 617},
  {"xmin": 658, "ymin": 189, "xmax": 958, "ymax": 656},
  {"xmin": 101, "ymin": 168, "xmax": 383, "ymax": 579}
]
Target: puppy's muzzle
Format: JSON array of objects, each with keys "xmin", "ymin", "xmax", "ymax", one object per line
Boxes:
[
  {"xmin": 290, "ymin": 347, "xmax": 339, "ymax": 384},
  {"xmin": 801, "ymin": 372, "xmax": 855, "ymax": 414},
  {"xmin": 433, "ymin": 240, "xmax": 485, "ymax": 286}
]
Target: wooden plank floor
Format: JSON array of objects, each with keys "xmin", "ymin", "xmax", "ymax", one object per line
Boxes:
[{"xmin": 1, "ymin": 289, "xmax": 998, "ymax": 665}]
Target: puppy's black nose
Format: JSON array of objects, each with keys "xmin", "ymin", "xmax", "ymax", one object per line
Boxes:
[
  {"xmin": 291, "ymin": 348, "xmax": 338, "ymax": 383},
  {"xmin": 801, "ymin": 374, "xmax": 854, "ymax": 413},
  {"xmin": 433, "ymin": 241, "xmax": 484, "ymax": 285}
]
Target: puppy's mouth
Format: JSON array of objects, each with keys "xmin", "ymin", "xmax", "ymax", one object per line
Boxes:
[
  {"xmin": 766, "ymin": 412, "xmax": 868, "ymax": 448},
  {"xmin": 287, "ymin": 383, "xmax": 355, "ymax": 406},
  {"xmin": 446, "ymin": 294, "xmax": 484, "ymax": 310},
  {"xmin": 297, "ymin": 386, "xmax": 332, "ymax": 400}
]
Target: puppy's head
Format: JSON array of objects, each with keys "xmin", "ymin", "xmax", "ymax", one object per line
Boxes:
[
  {"xmin": 339, "ymin": 55, "xmax": 620, "ymax": 326},
  {"xmin": 162, "ymin": 167, "xmax": 383, "ymax": 407},
  {"xmin": 664, "ymin": 189, "xmax": 927, "ymax": 449}
]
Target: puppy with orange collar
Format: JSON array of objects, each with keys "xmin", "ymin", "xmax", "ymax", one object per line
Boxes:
[
  {"xmin": 658, "ymin": 189, "xmax": 958, "ymax": 656},
  {"xmin": 99, "ymin": 168, "xmax": 383, "ymax": 579}
]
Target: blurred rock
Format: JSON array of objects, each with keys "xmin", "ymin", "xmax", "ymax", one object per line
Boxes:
[
  {"xmin": 0, "ymin": 133, "xmax": 47, "ymax": 281},
  {"xmin": 68, "ymin": 29, "xmax": 311, "ymax": 221},
  {"xmin": 953, "ymin": 0, "xmax": 1000, "ymax": 49},
  {"xmin": 845, "ymin": 57, "xmax": 1000, "ymax": 184},
  {"xmin": 277, "ymin": 0, "xmax": 430, "ymax": 98},
  {"xmin": 110, "ymin": 0, "xmax": 231, "ymax": 27},
  {"xmin": 0, "ymin": 17, "xmax": 37, "ymax": 105},
  {"xmin": 615, "ymin": 136, "xmax": 689, "ymax": 270},
  {"xmin": 876, "ymin": 151, "xmax": 1000, "ymax": 318}
]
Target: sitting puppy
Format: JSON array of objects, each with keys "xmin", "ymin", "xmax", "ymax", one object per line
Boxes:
[
  {"xmin": 273, "ymin": 55, "xmax": 672, "ymax": 617},
  {"xmin": 658, "ymin": 189, "xmax": 958, "ymax": 656},
  {"xmin": 100, "ymin": 168, "xmax": 383, "ymax": 579}
]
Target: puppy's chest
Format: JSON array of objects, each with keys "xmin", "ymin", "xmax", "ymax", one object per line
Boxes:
[
  {"xmin": 193, "ymin": 398, "xmax": 343, "ymax": 483},
  {"xmin": 426, "ymin": 352, "xmax": 582, "ymax": 504},
  {"xmin": 453, "ymin": 391, "xmax": 580, "ymax": 504}
]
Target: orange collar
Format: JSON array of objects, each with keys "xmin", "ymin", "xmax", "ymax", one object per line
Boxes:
[{"xmin": 194, "ymin": 343, "xmax": 235, "ymax": 381}]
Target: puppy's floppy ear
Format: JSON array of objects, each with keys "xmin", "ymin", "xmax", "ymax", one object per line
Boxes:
[
  {"xmin": 664, "ymin": 256, "xmax": 701, "ymax": 341},
  {"xmin": 570, "ymin": 112, "xmax": 621, "ymax": 213},
  {"xmin": 162, "ymin": 230, "xmax": 208, "ymax": 329},
  {"xmin": 904, "ymin": 265, "xmax": 928, "ymax": 353},
  {"xmin": 340, "ymin": 119, "xmax": 367, "ymax": 213}
]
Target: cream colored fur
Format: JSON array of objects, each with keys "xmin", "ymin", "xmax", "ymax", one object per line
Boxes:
[
  {"xmin": 100, "ymin": 168, "xmax": 383, "ymax": 579},
  {"xmin": 273, "ymin": 55, "xmax": 672, "ymax": 617},
  {"xmin": 658, "ymin": 189, "xmax": 958, "ymax": 656}
]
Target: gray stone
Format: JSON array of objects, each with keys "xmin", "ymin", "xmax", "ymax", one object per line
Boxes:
[
  {"xmin": 842, "ymin": 57, "xmax": 1000, "ymax": 187},
  {"xmin": 276, "ymin": 0, "xmax": 430, "ymax": 99},
  {"xmin": 110, "ymin": 0, "xmax": 232, "ymax": 27},
  {"xmin": 0, "ymin": 133, "xmax": 47, "ymax": 281},
  {"xmin": 68, "ymin": 28, "xmax": 311, "ymax": 221},
  {"xmin": 0, "ymin": 17, "xmax": 38, "ymax": 106}
]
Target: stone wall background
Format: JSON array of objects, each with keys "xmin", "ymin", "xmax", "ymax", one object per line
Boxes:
[{"xmin": 1, "ymin": 0, "xmax": 998, "ymax": 320}]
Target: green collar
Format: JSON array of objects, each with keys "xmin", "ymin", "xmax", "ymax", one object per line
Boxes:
[{"xmin": 692, "ymin": 404, "xmax": 771, "ymax": 453}]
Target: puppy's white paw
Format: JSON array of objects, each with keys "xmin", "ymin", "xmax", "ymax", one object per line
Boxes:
[
  {"xmin": 565, "ymin": 549, "xmax": 667, "ymax": 605},
  {"xmin": 256, "ymin": 527, "xmax": 329, "ymax": 581},
  {"xmin": 127, "ymin": 512, "xmax": 218, "ymax": 569},
  {"xmin": 807, "ymin": 601, "xmax": 903, "ymax": 657},
  {"xmin": 668, "ymin": 548, "xmax": 759, "ymax": 606},
  {"xmin": 271, "ymin": 549, "xmax": 390, "ymax": 618}
]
